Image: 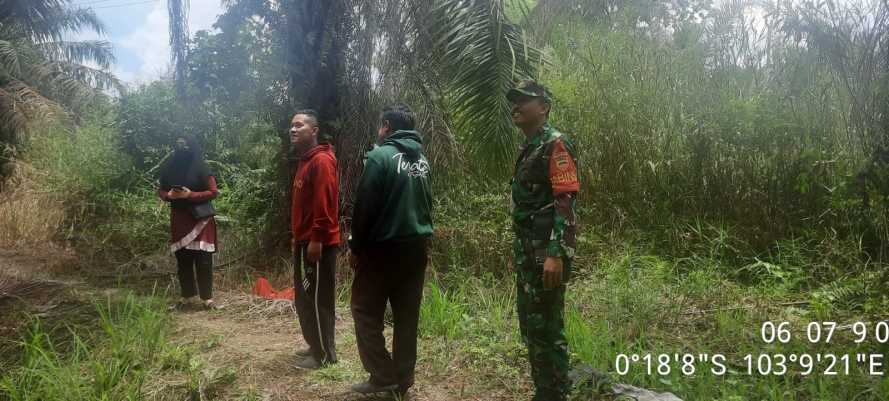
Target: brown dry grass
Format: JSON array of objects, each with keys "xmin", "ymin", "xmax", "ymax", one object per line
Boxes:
[{"xmin": 0, "ymin": 162, "xmax": 65, "ymax": 249}]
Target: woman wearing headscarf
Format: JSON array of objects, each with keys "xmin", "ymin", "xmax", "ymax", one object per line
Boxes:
[{"xmin": 157, "ymin": 136, "xmax": 220, "ymax": 309}]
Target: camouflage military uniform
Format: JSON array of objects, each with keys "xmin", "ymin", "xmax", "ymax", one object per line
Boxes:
[{"xmin": 512, "ymin": 123, "xmax": 579, "ymax": 401}]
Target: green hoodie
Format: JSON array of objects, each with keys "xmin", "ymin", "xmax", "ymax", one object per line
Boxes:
[{"xmin": 349, "ymin": 130, "xmax": 433, "ymax": 251}]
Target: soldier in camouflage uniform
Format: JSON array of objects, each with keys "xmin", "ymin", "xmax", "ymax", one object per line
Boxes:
[{"xmin": 508, "ymin": 80, "xmax": 579, "ymax": 401}]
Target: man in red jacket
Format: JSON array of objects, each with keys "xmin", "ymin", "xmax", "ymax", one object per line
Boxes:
[{"xmin": 290, "ymin": 109, "xmax": 341, "ymax": 369}]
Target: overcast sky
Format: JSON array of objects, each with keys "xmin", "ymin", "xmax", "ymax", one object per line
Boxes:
[
  {"xmin": 74, "ymin": 0, "xmax": 863, "ymax": 86},
  {"xmin": 73, "ymin": 0, "xmax": 225, "ymax": 86}
]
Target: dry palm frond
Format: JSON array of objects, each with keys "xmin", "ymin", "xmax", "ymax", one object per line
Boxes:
[
  {"xmin": 225, "ymin": 292, "xmax": 296, "ymax": 319},
  {"xmin": 167, "ymin": 0, "xmax": 190, "ymax": 97},
  {"xmin": 0, "ymin": 274, "xmax": 66, "ymax": 303},
  {"xmin": 0, "ymin": 159, "xmax": 66, "ymax": 245},
  {"xmin": 0, "ymin": 79, "xmax": 69, "ymax": 143}
]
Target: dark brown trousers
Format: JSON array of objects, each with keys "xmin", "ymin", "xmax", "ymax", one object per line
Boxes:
[{"xmin": 350, "ymin": 239, "xmax": 429, "ymax": 391}]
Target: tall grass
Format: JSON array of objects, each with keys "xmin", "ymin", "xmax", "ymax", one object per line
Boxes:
[
  {"xmin": 0, "ymin": 294, "xmax": 169, "ymax": 401},
  {"xmin": 416, "ymin": 242, "xmax": 889, "ymax": 400},
  {"xmin": 419, "ymin": 278, "xmax": 465, "ymax": 340},
  {"xmin": 533, "ymin": 10, "xmax": 871, "ymax": 253},
  {"xmin": 18, "ymin": 108, "xmax": 276, "ymax": 262},
  {"xmin": 0, "ymin": 292, "xmax": 238, "ymax": 401},
  {"xmin": 19, "ymin": 114, "xmax": 173, "ymax": 261}
]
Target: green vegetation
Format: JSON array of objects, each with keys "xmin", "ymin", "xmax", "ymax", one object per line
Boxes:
[
  {"xmin": 418, "ymin": 245, "xmax": 889, "ymax": 400},
  {"xmin": 0, "ymin": 0, "xmax": 118, "ymax": 149},
  {"xmin": 2, "ymin": 0, "xmax": 889, "ymax": 400},
  {"xmin": 2, "ymin": 293, "xmax": 197, "ymax": 400}
]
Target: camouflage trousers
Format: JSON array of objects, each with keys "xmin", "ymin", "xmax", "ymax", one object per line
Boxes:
[{"xmin": 514, "ymin": 237, "xmax": 570, "ymax": 401}]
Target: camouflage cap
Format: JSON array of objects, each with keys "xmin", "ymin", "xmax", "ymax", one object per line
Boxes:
[{"xmin": 506, "ymin": 79, "xmax": 552, "ymax": 103}]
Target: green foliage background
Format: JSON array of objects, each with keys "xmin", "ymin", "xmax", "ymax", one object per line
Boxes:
[{"xmin": 7, "ymin": 0, "xmax": 889, "ymax": 399}]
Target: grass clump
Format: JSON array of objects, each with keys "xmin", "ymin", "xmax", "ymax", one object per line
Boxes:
[
  {"xmin": 0, "ymin": 293, "xmax": 168, "ymax": 400},
  {"xmin": 0, "ymin": 292, "xmax": 235, "ymax": 401}
]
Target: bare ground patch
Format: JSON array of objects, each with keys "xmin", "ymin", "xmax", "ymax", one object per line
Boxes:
[{"xmin": 165, "ymin": 291, "xmax": 513, "ymax": 401}]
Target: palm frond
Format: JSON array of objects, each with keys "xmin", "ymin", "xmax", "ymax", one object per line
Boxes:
[
  {"xmin": 775, "ymin": 0, "xmax": 889, "ymax": 149},
  {"xmin": 0, "ymin": 1, "xmax": 118, "ymax": 146},
  {"xmin": 24, "ymin": 5, "xmax": 106, "ymax": 43},
  {"xmin": 56, "ymin": 61, "xmax": 121, "ymax": 92},
  {"xmin": 36, "ymin": 40, "xmax": 114, "ymax": 69},
  {"xmin": 0, "ymin": 39, "xmax": 24, "ymax": 76},
  {"xmin": 0, "ymin": 0, "xmax": 67, "ymax": 37},
  {"xmin": 0, "ymin": 79, "xmax": 68, "ymax": 141},
  {"xmin": 429, "ymin": 0, "xmax": 544, "ymax": 176},
  {"xmin": 0, "ymin": 274, "xmax": 66, "ymax": 303}
]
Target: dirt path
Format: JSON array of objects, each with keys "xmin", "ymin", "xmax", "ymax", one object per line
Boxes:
[
  {"xmin": 1, "ymin": 249, "xmax": 519, "ymax": 401},
  {"xmin": 171, "ymin": 291, "xmax": 469, "ymax": 401}
]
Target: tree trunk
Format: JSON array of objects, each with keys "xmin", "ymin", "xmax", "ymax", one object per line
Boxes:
[{"xmin": 265, "ymin": 0, "xmax": 373, "ymax": 251}]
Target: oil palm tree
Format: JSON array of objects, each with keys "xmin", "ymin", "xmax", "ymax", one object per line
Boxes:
[
  {"xmin": 175, "ymin": 0, "xmax": 541, "ymax": 175},
  {"xmin": 165, "ymin": 0, "xmax": 542, "ymax": 245},
  {"xmin": 427, "ymin": 0, "xmax": 544, "ymax": 172},
  {"xmin": 0, "ymin": 0, "xmax": 119, "ymax": 147}
]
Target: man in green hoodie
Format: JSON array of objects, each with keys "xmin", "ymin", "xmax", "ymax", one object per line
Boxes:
[{"xmin": 348, "ymin": 104, "xmax": 433, "ymax": 398}]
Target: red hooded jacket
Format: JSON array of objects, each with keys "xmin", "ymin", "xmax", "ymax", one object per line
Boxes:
[{"xmin": 291, "ymin": 144, "xmax": 341, "ymax": 245}]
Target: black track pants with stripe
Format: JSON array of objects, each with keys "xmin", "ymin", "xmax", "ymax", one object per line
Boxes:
[{"xmin": 293, "ymin": 244, "xmax": 338, "ymax": 364}]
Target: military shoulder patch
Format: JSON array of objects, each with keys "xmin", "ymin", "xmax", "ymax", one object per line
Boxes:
[
  {"xmin": 554, "ymin": 149, "xmax": 571, "ymax": 171},
  {"xmin": 548, "ymin": 139, "xmax": 579, "ymax": 194}
]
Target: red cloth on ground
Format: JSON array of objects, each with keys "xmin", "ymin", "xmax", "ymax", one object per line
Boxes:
[
  {"xmin": 291, "ymin": 144, "xmax": 341, "ymax": 245},
  {"xmin": 158, "ymin": 176, "xmax": 219, "ymax": 251},
  {"xmin": 253, "ymin": 277, "xmax": 295, "ymax": 300}
]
